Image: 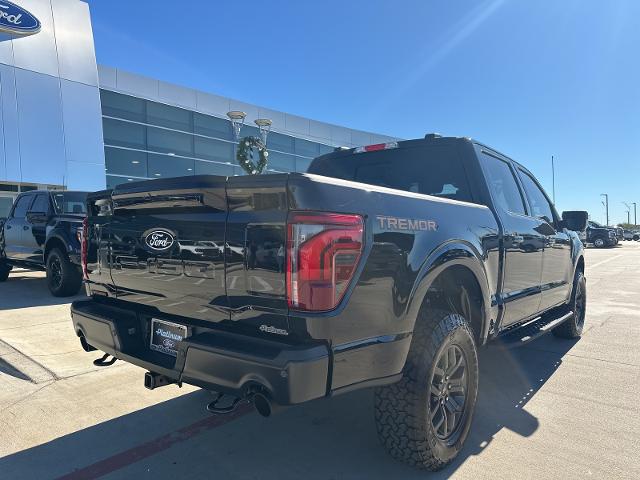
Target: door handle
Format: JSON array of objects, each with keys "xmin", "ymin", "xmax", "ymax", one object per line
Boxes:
[{"xmin": 23, "ymin": 225, "xmax": 30, "ymax": 231}]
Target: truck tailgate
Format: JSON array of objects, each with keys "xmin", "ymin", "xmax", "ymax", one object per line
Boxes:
[
  {"xmin": 107, "ymin": 176, "xmax": 228, "ymax": 321},
  {"xmin": 87, "ymin": 174, "xmax": 289, "ymax": 336}
]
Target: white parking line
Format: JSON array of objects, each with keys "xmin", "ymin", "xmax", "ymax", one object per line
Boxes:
[
  {"xmin": 587, "ymin": 254, "xmax": 623, "ymax": 271},
  {"xmin": 145, "ymin": 298, "xmax": 165, "ymax": 304},
  {"xmin": 163, "ymin": 276, "xmax": 183, "ymax": 282}
]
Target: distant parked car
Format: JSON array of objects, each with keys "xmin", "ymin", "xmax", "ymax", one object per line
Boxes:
[{"xmin": 586, "ymin": 221, "xmax": 617, "ymax": 248}]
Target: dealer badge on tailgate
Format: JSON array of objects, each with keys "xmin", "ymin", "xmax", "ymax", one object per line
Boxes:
[{"xmin": 150, "ymin": 319, "xmax": 187, "ymax": 357}]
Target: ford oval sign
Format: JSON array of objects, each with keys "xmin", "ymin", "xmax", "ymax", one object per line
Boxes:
[
  {"xmin": 145, "ymin": 230, "xmax": 175, "ymax": 251},
  {"xmin": 0, "ymin": 1, "xmax": 41, "ymax": 35}
]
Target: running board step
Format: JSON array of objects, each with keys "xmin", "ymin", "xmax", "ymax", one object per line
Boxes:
[{"xmin": 494, "ymin": 311, "xmax": 574, "ymax": 348}]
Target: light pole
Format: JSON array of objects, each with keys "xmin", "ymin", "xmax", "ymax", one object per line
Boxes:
[
  {"xmin": 254, "ymin": 118, "xmax": 273, "ymax": 145},
  {"xmin": 624, "ymin": 202, "xmax": 632, "ymax": 225},
  {"xmin": 601, "ymin": 193, "xmax": 609, "ymax": 226},
  {"xmin": 227, "ymin": 111, "xmax": 246, "ymax": 176},
  {"xmin": 551, "ymin": 155, "xmax": 556, "ymax": 204},
  {"xmin": 633, "ymin": 202, "xmax": 637, "ymax": 226},
  {"xmin": 623, "ymin": 203, "xmax": 630, "ymax": 224},
  {"xmin": 227, "ymin": 110, "xmax": 247, "ymax": 140}
]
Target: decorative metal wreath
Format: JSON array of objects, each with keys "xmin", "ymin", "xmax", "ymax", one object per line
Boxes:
[{"xmin": 237, "ymin": 136, "xmax": 269, "ymax": 175}]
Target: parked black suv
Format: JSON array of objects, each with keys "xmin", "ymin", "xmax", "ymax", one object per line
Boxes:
[{"xmin": 0, "ymin": 190, "xmax": 88, "ymax": 296}]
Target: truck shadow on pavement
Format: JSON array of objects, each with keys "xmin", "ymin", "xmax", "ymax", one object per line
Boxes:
[
  {"xmin": 0, "ymin": 336, "xmax": 578, "ymax": 479},
  {"xmin": 0, "ymin": 357, "xmax": 33, "ymax": 381},
  {"xmin": 0, "ymin": 271, "xmax": 85, "ymax": 310}
]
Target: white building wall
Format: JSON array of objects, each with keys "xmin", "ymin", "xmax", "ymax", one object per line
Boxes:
[{"xmin": 0, "ymin": 0, "xmax": 105, "ymax": 191}]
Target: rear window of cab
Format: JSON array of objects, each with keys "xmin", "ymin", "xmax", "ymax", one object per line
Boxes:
[{"xmin": 307, "ymin": 145, "xmax": 474, "ymax": 203}]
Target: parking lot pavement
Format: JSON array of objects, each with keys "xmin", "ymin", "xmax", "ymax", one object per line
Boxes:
[{"xmin": 1, "ymin": 244, "xmax": 639, "ymax": 479}]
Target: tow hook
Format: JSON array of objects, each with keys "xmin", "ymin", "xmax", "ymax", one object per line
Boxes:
[
  {"xmin": 144, "ymin": 371, "xmax": 175, "ymax": 390},
  {"xmin": 205, "ymin": 390, "xmax": 286, "ymax": 417},
  {"xmin": 93, "ymin": 353, "xmax": 117, "ymax": 367},
  {"xmin": 206, "ymin": 392, "xmax": 247, "ymax": 414}
]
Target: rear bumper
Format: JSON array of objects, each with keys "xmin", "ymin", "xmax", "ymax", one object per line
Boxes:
[{"xmin": 70, "ymin": 299, "xmax": 329, "ymax": 405}]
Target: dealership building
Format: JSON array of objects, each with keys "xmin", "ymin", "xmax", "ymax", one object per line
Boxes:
[{"xmin": 0, "ymin": 0, "xmax": 396, "ymax": 217}]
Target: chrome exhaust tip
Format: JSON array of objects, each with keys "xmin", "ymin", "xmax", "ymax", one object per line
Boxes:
[
  {"xmin": 78, "ymin": 332, "xmax": 96, "ymax": 352},
  {"xmin": 253, "ymin": 392, "xmax": 286, "ymax": 417}
]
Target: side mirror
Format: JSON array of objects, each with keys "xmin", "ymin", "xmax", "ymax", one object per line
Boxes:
[{"xmin": 562, "ymin": 211, "xmax": 588, "ymax": 232}]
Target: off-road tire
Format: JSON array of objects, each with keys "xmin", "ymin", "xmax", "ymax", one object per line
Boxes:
[
  {"xmin": 46, "ymin": 248, "xmax": 82, "ymax": 297},
  {"xmin": 0, "ymin": 260, "xmax": 11, "ymax": 282},
  {"xmin": 374, "ymin": 309, "xmax": 479, "ymax": 470},
  {"xmin": 553, "ymin": 270, "xmax": 586, "ymax": 339}
]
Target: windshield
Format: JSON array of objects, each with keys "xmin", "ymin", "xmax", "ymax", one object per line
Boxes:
[{"xmin": 51, "ymin": 192, "xmax": 88, "ymax": 215}]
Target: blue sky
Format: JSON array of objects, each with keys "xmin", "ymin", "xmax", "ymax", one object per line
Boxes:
[{"xmin": 87, "ymin": 0, "xmax": 640, "ymax": 225}]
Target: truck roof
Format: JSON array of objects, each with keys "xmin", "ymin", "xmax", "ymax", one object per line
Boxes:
[
  {"xmin": 319, "ymin": 133, "xmax": 520, "ymax": 167},
  {"xmin": 16, "ymin": 190, "xmax": 89, "ymax": 195}
]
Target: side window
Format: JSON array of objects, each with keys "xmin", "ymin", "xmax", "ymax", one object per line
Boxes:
[
  {"xmin": 29, "ymin": 194, "xmax": 50, "ymax": 213},
  {"xmin": 518, "ymin": 169, "xmax": 555, "ymax": 224},
  {"xmin": 11, "ymin": 195, "xmax": 33, "ymax": 219},
  {"xmin": 0, "ymin": 197, "xmax": 14, "ymax": 219},
  {"xmin": 479, "ymin": 153, "xmax": 526, "ymax": 215}
]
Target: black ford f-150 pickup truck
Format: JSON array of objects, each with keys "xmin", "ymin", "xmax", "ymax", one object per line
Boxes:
[
  {"xmin": 586, "ymin": 220, "xmax": 617, "ymax": 248},
  {"xmin": 71, "ymin": 134, "xmax": 588, "ymax": 470},
  {"xmin": 0, "ymin": 190, "xmax": 88, "ymax": 296}
]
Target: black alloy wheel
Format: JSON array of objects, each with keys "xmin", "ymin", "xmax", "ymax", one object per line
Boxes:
[
  {"xmin": 49, "ymin": 256, "xmax": 63, "ymax": 291},
  {"xmin": 573, "ymin": 276, "xmax": 586, "ymax": 331},
  {"xmin": 429, "ymin": 344, "xmax": 469, "ymax": 440},
  {"xmin": 46, "ymin": 247, "xmax": 82, "ymax": 297},
  {"xmin": 553, "ymin": 270, "xmax": 586, "ymax": 339},
  {"xmin": 0, "ymin": 260, "xmax": 10, "ymax": 282}
]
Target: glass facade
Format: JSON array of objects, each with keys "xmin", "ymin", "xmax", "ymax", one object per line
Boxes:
[{"xmin": 101, "ymin": 90, "xmax": 335, "ymax": 188}]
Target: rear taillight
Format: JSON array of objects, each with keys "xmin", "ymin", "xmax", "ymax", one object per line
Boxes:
[
  {"xmin": 81, "ymin": 217, "xmax": 88, "ymax": 280},
  {"xmin": 287, "ymin": 212, "xmax": 364, "ymax": 311}
]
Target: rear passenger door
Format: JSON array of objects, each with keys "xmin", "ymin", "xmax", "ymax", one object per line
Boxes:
[
  {"xmin": 479, "ymin": 152, "xmax": 544, "ymax": 327},
  {"xmin": 24, "ymin": 193, "xmax": 50, "ymax": 263},
  {"xmin": 3, "ymin": 194, "xmax": 34, "ymax": 260},
  {"xmin": 517, "ymin": 168, "xmax": 572, "ymax": 312}
]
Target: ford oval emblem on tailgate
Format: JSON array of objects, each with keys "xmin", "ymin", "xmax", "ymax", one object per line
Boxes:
[{"xmin": 145, "ymin": 230, "xmax": 175, "ymax": 251}]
